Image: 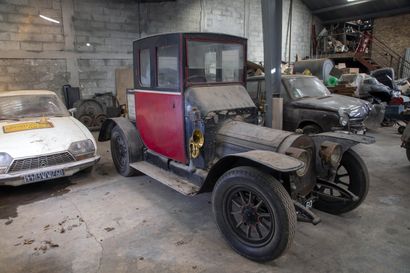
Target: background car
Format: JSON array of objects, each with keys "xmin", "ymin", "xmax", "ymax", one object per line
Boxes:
[
  {"xmin": 0, "ymin": 90, "xmax": 100, "ymax": 186},
  {"xmin": 247, "ymin": 75, "xmax": 372, "ymax": 134},
  {"xmin": 401, "ymin": 123, "xmax": 410, "ymax": 162}
]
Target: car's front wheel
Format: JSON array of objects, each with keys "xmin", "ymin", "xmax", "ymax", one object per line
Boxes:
[
  {"xmin": 314, "ymin": 149, "xmax": 369, "ymax": 214},
  {"xmin": 212, "ymin": 166, "xmax": 296, "ymax": 262}
]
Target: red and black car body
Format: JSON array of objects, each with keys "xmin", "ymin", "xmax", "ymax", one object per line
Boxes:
[{"xmin": 99, "ymin": 32, "xmax": 374, "ymax": 262}]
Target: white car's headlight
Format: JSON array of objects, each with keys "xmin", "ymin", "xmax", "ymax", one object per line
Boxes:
[
  {"xmin": 69, "ymin": 139, "xmax": 95, "ymax": 160},
  {"xmin": 0, "ymin": 153, "xmax": 13, "ymax": 174}
]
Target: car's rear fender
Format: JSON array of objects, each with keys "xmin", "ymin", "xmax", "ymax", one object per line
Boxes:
[
  {"xmin": 99, "ymin": 117, "xmax": 136, "ymax": 142},
  {"xmin": 200, "ymin": 150, "xmax": 304, "ymax": 193},
  {"xmin": 99, "ymin": 117, "xmax": 144, "ymax": 162}
]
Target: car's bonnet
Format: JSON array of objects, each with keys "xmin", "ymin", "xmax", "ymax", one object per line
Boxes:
[
  {"xmin": 0, "ymin": 116, "xmax": 88, "ymax": 159},
  {"xmin": 291, "ymin": 94, "xmax": 372, "ymax": 118}
]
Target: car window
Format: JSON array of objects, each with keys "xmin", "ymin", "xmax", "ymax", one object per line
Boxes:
[
  {"xmin": 255, "ymin": 79, "xmax": 289, "ymax": 102},
  {"xmin": 157, "ymin": 44, "xmax": 179, "ymax": 89},
  {"xmin": 140, "ymin": 48, "xmax": 151, "ymax": 87},
  {"xmin": 187, "ymin": 40, "xmax": 244, "ymax": 84},
  {"xmin": 280, "ymin": 83, "xmax": 290, "ymax": 101},
  {"xmin": 0, "ymin": 94, "xmax": 69, "ymax": 120},
  {"xmin": 246, "ymin": 81, "xmax": 259, "ymax": 100},
  {"xmin": 284, "ymin": 77, "xmax": 331, "ymax": 98}
]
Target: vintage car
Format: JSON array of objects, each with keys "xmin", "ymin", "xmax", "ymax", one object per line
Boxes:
[
  {"xmin": 0, "ymin": 90, "xmax": 100, "ymax": 186},
  {"xmin": 402, "ymin": 123, "xmax": 410, "ymax": 161},
  {"xmin": 99, "ymin": 32, "xmax": 374, "ymax": 262},
  {"xmin": 247, "ymin": 75, "xmax": 372, "ymax": 134}
]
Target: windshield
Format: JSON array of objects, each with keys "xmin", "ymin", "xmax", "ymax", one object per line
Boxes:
[
  {"xmin": 186, "ymin": 40, "xmax": 244, "ymax": 84},
  {"xmin": 285, "ymin": 77, "xmax": 331, "ymax": 99},
  {"xmin": 0, "ymin": 94, "xmax": 69, "ymax": 120}
]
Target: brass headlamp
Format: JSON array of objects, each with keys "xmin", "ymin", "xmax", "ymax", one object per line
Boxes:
[{"xmin": 189, "ymin": 129, "xmax": 204, "ymax": 159}]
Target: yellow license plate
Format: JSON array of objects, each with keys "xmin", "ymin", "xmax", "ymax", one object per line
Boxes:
[{"xmin": 3, "ymin": 122, "xmax": 53, "ymax": 133}]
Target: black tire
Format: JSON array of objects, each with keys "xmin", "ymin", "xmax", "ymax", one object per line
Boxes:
[
  {"xmin": 398, "ymin": 126, "xmax": 405, "ymax": 134},
  {"xmin": 314, "ymin": 149, "xmax": 369, "ymax": 214},
  {"xmin": 110, "ymin": 126, "xmax": 139, "ymax": 177},
  {"xmin": 302, "ymin": 124, "xmax": 322, "ymax": 135},
  {"xmin": 212, "ymin": 166, "xmax": 296, "ymax": 262},
  {"xmin": 406, "ymin": 148, "xmax": 410, "ymax": 162}
]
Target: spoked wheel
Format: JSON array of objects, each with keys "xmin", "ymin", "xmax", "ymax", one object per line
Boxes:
[
  {"xmin": 314, "ymin": 149, "xmax": 369, "ymax": 214},
  {"xmin": 212, "ymin": 166, "xmax": 296, "ymax": 262},
  {"xmin": 226, "ymin": 188, "xmax": 274, "ymax": 246},
  {"xmin": 110, "ymin": 126, "xmax": 137, "ymax": 177}
]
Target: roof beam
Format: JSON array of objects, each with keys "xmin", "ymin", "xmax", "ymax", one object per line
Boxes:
[
  {"xmin": 311, "ymin": 0, "xmax": 374, "ymax": 14},
  {"xmin": 322, "ymin": 6, "xmax": 410, "ymax": 24}
]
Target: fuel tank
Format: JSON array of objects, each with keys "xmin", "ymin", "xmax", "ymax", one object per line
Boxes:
[{"xmin": 216, "ymin": 120, "xmax": 316, "ymax": 196}]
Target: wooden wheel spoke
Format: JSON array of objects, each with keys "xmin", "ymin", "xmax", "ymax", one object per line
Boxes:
[
  {"xmin": 238, "ymin": 191, "xmax": 246, "ymax": 205},
  {"xmin": 235, "ymin": 221, "xmax": 243, "ymax": 228},
  {"xmin": 254, "ymin": 200, "xmax": 263, "ymax": 210},
  {"xmin": 255, "ymin": 224, "xmax": 263, "ymax": 239},
  {"xmin": 246, "ymin": 225, "xmax": 252, "ymax": 238},
  {"xmin": 232, "ymin": 199, "xmax": 242, "ymax": 208}
]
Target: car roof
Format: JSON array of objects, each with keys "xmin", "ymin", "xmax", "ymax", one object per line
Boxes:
[
  {"xmin": 247, "ymin": 74, "xmax": 316, "ymax": 81},
  {"xmin": 0, "ymin": 90, "xmax": 57, "ymax": 97}
]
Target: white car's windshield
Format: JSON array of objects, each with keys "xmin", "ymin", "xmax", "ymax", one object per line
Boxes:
[
  {"xmin": 285, "ymin": 77, "xmax": 331, "ymax": 99},
  {"xmin": 0, "ymin": 94, "xmax": 69, "ymax": 120}
]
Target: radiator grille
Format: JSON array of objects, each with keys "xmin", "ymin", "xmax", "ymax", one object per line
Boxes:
[{"xmin": 8, "ymin": 152, "xmax": 75, "ymax": 173}]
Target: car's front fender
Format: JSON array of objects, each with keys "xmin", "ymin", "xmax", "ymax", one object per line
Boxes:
[{"xmin": 200, "ymin": 150, "xmax": 304, "ymax": 192}]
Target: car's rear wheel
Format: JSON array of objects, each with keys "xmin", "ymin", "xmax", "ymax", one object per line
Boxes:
[
  {"xmin": 212, "ymin": 166, "xmax": 296, "ymax": 262},
  {"xmin": 110, "ymin": 126, "xmax": 139, "ymax": 177},
  {"xmin": 314, "ymin": 149, "xmax": 369, "ymax": 214}
]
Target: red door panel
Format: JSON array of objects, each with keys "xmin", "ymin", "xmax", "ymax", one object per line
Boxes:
[{"xmin": 135, "ymin": 90, "xmax": 187, "ymax": 164}]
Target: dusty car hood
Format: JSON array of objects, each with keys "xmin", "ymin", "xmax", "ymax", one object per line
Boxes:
[
  {"xmin": 290, "ymin": 94, "xmax": 372, "ymax": 118},
  {"xmin": 0, "ymin": 116, "xmax": 94, "ymax": 159}
]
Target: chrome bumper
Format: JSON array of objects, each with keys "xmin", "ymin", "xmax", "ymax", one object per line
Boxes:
[{"xmin": 0, "ymin": 155, "xmax": 100, "ymax": 186}]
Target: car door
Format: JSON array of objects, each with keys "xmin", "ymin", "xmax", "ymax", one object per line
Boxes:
[{"xmin": 135, "ymin": 39, "xmax": 187, "ymax": 164}]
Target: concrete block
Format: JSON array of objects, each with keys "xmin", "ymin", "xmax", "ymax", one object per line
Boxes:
[
  {"xmin": 43, "ymin": 42, "xmax": 64, "ymax": 50},
  {"xmin": 0, "ymin": 4, "xmax": 16, "ymax": 13},
  {"xmin": 0, "ymin": 22, "xmax": 18, "ymax": 32},
  {"xmin": 28, "ymin": 0, "xmax": 53, "ymax": 8},
  {"xmin": 0, "ymin": 32, "xmax": 11, "ymax": 41},
  {"xmin": 20, "ymin": 41, "xmax": 43, "ymax": 51},
  {"xmin": 16, "ymin": 6, "xmax": 39, "ymax": 16},
  {"xmin": 0, "ymin": 41, "xmax": 20, "ymax": 50}
]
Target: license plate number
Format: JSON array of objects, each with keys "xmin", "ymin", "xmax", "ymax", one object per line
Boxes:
[{"xmin": 24, "ymin": 169, "xmax": 65, "ymax": 183}]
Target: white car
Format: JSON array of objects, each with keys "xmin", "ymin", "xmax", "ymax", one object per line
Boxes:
[{"xmin": 0, "ymin": 90, "xmax": 100, "ymax": 186}]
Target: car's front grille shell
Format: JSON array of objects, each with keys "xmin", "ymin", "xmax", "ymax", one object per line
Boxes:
[{"xmin": 8, "ymin": 152, "xmax": 75, "ymax": 173}]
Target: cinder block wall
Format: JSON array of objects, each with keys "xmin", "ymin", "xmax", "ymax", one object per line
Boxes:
[{"xmin": 0, "ymin": 0, "xmax": 318, "ymax": 98}]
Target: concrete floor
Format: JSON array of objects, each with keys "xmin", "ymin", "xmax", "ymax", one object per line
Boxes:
[{"xmin": 0, "ymin": 127, "xmax": 409, "ymax": 273}]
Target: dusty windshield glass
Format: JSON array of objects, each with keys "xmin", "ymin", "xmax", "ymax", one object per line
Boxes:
[
  {"xmin": 0, "ymin": 94, "xmax": 69, "ymax": 120},
  {"xmin": 187, "ymin": 40, "xmax": 244, "ymax": 84},
  {"xmin": 285, "ymin": 77, "xmax": 331, "ymax": 99}
]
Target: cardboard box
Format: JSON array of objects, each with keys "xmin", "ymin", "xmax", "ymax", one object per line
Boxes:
[
  {"xmin": 347, "ymin": 68, "xmax": 359, "ymax": 74},
  {"xmin": 336, "ymin": 63, "xmax": 346, "ymax": 69}
]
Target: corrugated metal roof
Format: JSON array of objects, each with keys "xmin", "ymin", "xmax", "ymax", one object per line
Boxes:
[{"xmin": 302, "ymin": 0, "xmax": 410, "ymax": 23}]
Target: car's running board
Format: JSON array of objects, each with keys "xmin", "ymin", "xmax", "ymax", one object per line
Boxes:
[{"xmin": 129, "ymin": 162, "xmax": 200, "ymax": 196}]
